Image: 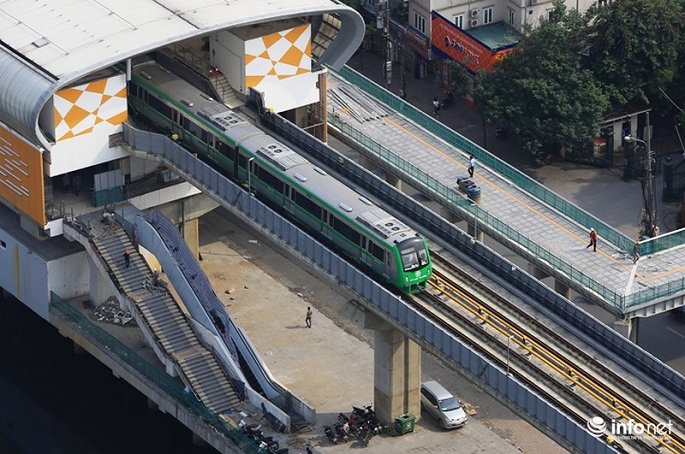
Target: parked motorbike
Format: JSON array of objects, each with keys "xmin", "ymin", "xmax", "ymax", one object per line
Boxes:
[{"xmin": 323, "ymin": 425, "xmax": 338, "ymax": 444}]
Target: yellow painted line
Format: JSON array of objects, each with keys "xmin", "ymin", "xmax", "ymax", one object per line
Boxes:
[
  {"xmin": 383, "ymin": 116, "xmax": 618, "ymax": 261},
  {"xmin": 639, "ymin": 262, "xmax": 685, "ymax": 282}
]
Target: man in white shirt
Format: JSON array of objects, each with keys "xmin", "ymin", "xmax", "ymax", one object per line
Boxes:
[{"xmin": 468, "ymin": 155, "xmax": 476, "ymax": 177}]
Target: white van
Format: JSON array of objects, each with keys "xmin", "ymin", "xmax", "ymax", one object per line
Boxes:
[{"xmin": 420, "ymin": 381, "xmax": 468, "ymax": 429}]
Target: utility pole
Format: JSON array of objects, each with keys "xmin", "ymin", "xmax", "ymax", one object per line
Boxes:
[
  {"xmin": 643, "ymin": 111, "xmax": 658, "ymax": 237},
  {"xmin": 624, "ymin": 111, "xmax": 658, "ymax": 237},
  {"xmin": 380, "ymin": 0, "xmax": 392, "ymax": 87}
]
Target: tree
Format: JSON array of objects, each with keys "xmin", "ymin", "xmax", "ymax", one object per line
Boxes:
[
  {"xmin": 445, "ymin": 60, "xmax": 470, "ymax": 98},
  {"xmin": 475, "ymin": 2, "xmax": 609, "ymax": 161},
  {"xmin": 587, "ymin": 0, "xmax": 684, "ymax": 109}
]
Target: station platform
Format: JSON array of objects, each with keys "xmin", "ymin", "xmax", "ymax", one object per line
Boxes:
[
  {"xmin": 196, "ymin": 208, "xmax": 566, "ymax": 453},
  {"xmin": 326, "ymin": 70, "xmax": 685, "ymax": 318}
]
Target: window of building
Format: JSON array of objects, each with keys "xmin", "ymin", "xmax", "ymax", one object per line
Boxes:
[
  {"xmin": 509, "ymin": 8, "xmax": 515, "ymax": 25},
  {"xmin": 453, "ymin": 14, "xmax": 464, "ymax": 29},
  {"xmin": 483, "ymin": 7, "xmax": 493, "ymax": 24},
  {"xmin": 414, "ymin": 13, "xmax": 426, "ymax": 34}
]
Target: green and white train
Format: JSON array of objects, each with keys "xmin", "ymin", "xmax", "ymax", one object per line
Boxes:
[{"xmin": 128, "ymin": 62, "xmax": 432, "ymax": 293}]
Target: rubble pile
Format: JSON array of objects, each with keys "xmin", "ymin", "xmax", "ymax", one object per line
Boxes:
[{"xmin": 92, "ymin": 298, "xmax": 137, "ymax": 326}]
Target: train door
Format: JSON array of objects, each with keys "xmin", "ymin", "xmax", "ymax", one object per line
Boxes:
[
  {"xmin": 359, "ymin": 237, "xmax": 373, "ymax": 268},
  {"xmin": 282, "ymin": 185, "xmax": 296, "ymax": 216},
  {"xmin": 321, "ymin": 210, "xmax": 334, "ymax": 240}
]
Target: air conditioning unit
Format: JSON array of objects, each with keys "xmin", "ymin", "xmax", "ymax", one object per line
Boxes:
[
  {"xmin": 470, "ymin": 9, "xmax": 479, "ymax": 17},
  {"xmin": 470, "ymin": 19, "xmax": 479, "ymax": 27}
]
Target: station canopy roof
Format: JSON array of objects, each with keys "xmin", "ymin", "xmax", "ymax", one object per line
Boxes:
[{"xmin": 0, "ymin": 0, "xmax": 363, "ymax": 145}]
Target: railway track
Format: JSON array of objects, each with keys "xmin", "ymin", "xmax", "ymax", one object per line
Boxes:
[{"xmin": 409, "ymin": 253, "xmax": 685, "ymax": 453}]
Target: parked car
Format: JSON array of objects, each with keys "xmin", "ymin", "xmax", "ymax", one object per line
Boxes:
[{"xmin": 420, "ymin": 381, "xmax": 468, "ymax": 429}]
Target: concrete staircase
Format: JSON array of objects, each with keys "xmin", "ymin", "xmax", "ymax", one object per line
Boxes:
[
  {"xmin": 88, "ymin": 222, "xmax": 240, "ymax": 413},
  {"xmin": 209, "ymin": 72, "xmax": 242, "ymax": 108}
]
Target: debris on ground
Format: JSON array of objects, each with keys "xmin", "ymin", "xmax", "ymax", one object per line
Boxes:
[{"xmin": 92, "ymin": 298, "xmax": 137, "ymax": 327}]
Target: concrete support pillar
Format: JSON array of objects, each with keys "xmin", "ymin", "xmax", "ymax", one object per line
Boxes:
[
  {"xmin": 554, "ymin": 280, "xmax": 571, "ymax": 300},
  {"xmin": 527, "ymin": 264, "xmax": 548, "ymax": 280},
  {"xmin": 366, "ymin": 314, "xmax": 421, "ymax": 426},
  {"xmin": 73, "ymin": 342, "xmax": 85, "ymax": 355},
  {"xmin": 385, "ymin": 173, "xmax": 402, "ymax": 191},
  {"xmin": 466, "ymin": 222, "xmax": 483, "ymax": 242},
  {"xmin": 628, "ymin": 317, "xmax": 640, "ymax": 344},
  {"xmin": 182, "ymin": 218, "xmax": 200, "ymax": 260},
  {"xmin": 192, "ymin": 433, "xmax": 207, "ymax": 447},
  {"xmin": 293, "ymin": 106, "xmax": 308, "ymax": 129},
  {"xmin": 147, "ymin": 398, "xmax": 159, "ymax": 411},
  {"xmin": 441, "ymin": 208, "xmax": 459, "ymax": 224},
  {"xmin": 88, "ymin": 257, "xmax": 111, "ymax": 307}
]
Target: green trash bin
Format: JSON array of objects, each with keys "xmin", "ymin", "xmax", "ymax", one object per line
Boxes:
[{"xmin": 395, "ymin": 413, "xmax": 416, "ymax": 435}]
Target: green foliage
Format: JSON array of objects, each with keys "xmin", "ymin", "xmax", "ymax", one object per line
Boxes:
[
  {"xmin": 446, "ymin": 61, "xmax": 470, "ymax": 97},
  {"xmin": 587, "ymin": 0, "xmax": 684, "ymax": 107},
  {"xmin": 476, "ymin": 1, "xmax": 609, "ymax": 159}
]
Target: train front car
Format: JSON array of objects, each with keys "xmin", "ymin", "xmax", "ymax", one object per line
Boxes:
[{"xmin": 393, "ymin": 235, "xmax": 432, "ymax": 293}]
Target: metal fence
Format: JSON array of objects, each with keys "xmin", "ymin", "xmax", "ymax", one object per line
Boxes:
[
  {"xmin": 334, "ymin": 65, "xmax": 685, "ymax": 257},
  {"xmin": 329, "ymin": 67, "xmax": 685, "ymax": 310},
  {"xmin": 122, "ymin": 124, "xmax": 621, "ymax": 451},
  {"xmin": 50, "ymin": 292, "xmax": 260, "ymax": 454}
]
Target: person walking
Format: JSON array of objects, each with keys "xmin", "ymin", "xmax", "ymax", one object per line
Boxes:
[
  {"xmin": 467, "ymin": 155, "xmax": 476, "ymax": 178},
  {"xmin": 586, "ymin": 228, "xmax": 597, "ymax": 252},
  {"xmin": 123, "ymin": 250, "xmax": 131, "ymax": 268},
  {"xmin": 432, "ymin": 97, "xmax": 440, "ymax": 117},
  {"xmin": 632, "ymin": 240, "xmax": 640, "ymax": 264},
  {"xmin": 305, "ymin": 306, "xmax": 312, "ymax": 328}
]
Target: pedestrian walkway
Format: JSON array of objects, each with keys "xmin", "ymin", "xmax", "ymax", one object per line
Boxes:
[{"xmin": 326, "ymin": 61, "xmax": 685, "ymax": 318}]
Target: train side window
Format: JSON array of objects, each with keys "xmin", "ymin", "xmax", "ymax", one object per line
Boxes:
[
  {"xmin": 368, "ymin": 240, "xmax": 385, "ymax": 262},
  {"xmin": 218, "ymin": 141, "xmax": 235, "ymax": 161},
  {"xmin": 332, "ymin": 216, "xmax": 361, "ymax": 245},
  {"xmin": 257, "ymin": 165, "xmax": 284, "ymax": 194},
  {"xmin": 294, "ymin": 190, "xmax": 322, "ymax": 218},
  {"xmin": 238, "ymin": 154, "xmax": 247, "ymax": 169},
  {"xmin": 180, "ymin": 115, "xmax": 190, "ymax": 131},
  {"xmin": 147, "ymin": 95, "xmax": 172, "ymax": 119},
  {"xmin": 129, "ymin": 81, "xmax": 140, "ymax": 98}
]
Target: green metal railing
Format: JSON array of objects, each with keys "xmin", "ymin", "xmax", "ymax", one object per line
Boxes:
[
  {"xmin": 332, "ymin": 65, "xmax": 685, "ymax": 309},
  {"xmin": 50, "ymin": 292, "xmax": 260, "ymax": 453},
  {"xmin": 335, "ymin": 65, "xmax": 685, "ymax": 256},
  {"xmin": 328, "ymin": 115, "xmax": 625, "ymax": 309}
]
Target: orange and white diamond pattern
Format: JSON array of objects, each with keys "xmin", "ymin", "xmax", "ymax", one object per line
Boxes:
[
  {"xmin": 244, "ymin": 23, "xmax": 311, "ymax": 89},
  {"xmin": 53, "ymin": 75, "xmax": 128, "ymax": 142}
]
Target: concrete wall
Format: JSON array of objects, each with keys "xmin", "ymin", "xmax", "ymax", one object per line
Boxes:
[
  {"xmin": 47, "ymin": 250, "xmax": 89, "ymax": 302},
  {"xmin": 0, "ymin": 226, "xmax": 50, "ymax": 319}
]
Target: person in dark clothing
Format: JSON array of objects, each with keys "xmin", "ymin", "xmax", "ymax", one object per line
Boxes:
[
  {"xmin": 305, "ymin": 307, "xmax": 312, "ymax": 328},
  {"xmin": 586, "ymin": 228, "xmax": 597, "ymax": 252},
  {"xmin": 123, "ymin": 251, "xmax": 130, "ymax": 268},
  {"xmin": 432, "ymin": 97, "xmax": 440, "ymax": 117},
  {"xmin": 632, "ymin": 240, "xmax": 640, "ymax": 264}
]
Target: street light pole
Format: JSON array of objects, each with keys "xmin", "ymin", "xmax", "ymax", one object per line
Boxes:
[{"xmin": 624, "ymin": 112, "xmax": 657, "ymax": 237}]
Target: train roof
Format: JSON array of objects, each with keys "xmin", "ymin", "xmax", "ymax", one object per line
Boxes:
[
  {"xmin": 132, "ymin": 62, "xmax": 261, "ymax": 144},
  {"xmin": 134, "ymin": 63, "xmax": 419, "ymax": 247},
  {"xmin": 240, "ymin": 133, "xmax": 417, "ymax": 246}
]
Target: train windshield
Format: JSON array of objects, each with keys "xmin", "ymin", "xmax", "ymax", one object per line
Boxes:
[{"xmin": 399, "ymin": 238, "xmax": 429, "ymax": 272}]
